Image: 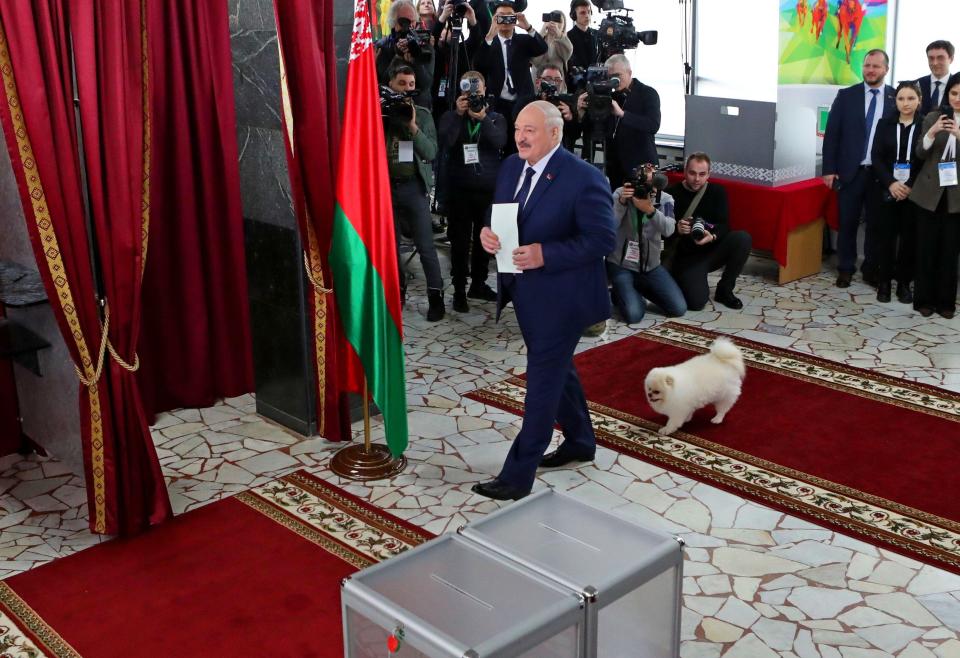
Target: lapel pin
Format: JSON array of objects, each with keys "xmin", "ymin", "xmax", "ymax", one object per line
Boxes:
[{"xmin": 546, "ymin": 173, "xmax": 554, "ymax": 181}]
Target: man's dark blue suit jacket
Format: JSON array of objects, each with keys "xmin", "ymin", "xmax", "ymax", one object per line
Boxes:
[
  {"xmin": 492, "ymin": 147, "xmax": 615, "ymax": 334},
  {"xmin": 822, "ymin": 83, "xmax": 896, "ymax": 183}
]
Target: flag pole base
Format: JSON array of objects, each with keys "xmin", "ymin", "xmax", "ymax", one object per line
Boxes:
[{"xmin": 329, "ymin": 443, "xmax": 407, "ymax": 481}]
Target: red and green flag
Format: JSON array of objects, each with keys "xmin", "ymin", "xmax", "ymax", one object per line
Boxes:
[{"xmin": 329, "ymin": 0, "xmax": 408, "ymax": 457}]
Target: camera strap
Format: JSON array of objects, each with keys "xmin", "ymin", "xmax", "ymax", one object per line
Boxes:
[{"xmin": 684, "ymin": 182, "xmax": 709, "ymax": 221}]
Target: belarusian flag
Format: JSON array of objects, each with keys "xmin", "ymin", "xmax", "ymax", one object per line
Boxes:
[{"xmin": 329, "ymin": 0, "xmax": 408, "ymax": 457}]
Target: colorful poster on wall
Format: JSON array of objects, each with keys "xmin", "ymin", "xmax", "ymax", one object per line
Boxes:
[{"xmin": 778, "ymin": 0, "xmax": 887, "ymax": 85}]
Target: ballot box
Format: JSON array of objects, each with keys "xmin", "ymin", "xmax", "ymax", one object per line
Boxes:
[
  {"xmin": 341, "ymin": 533, "xmax": 585, "ymax": 657},
  {"xmin": 458, "ymin": 489, "xmax": 684, "ymax": 658}
]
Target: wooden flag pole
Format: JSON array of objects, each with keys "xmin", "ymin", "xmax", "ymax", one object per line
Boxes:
[{"xmin": 329, "ymin": 374, "xmax": 406, "ymax": 481}]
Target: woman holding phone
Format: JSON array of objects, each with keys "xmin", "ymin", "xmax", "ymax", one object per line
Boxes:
[
  {"xmin": 870, "ymin": 81, "xmax": 922, "ymax": 304},
  {"xmin": 909, "ymin": 77, "xmax": 960, "ymax": 318}
]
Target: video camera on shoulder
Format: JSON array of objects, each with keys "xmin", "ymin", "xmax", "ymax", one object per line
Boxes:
[
  {"xmin": 589, "ymin": 0, "xmax": 657, "ymax": 60},
  {"xmin": 625, "ymin": 164, "xmax": 668, "ymax": 207},
  {"xmin": 380, "ymin": 85, "xmax": 417, "ymax": 122},
  {"xmin": 459, "ymin": 78, "xmax": 491, "ymax": 113}
]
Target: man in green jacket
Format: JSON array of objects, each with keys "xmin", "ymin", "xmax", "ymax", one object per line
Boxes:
[{"xmin": 385, "ymin": 65, "xmax": 444, "ymax": 321}]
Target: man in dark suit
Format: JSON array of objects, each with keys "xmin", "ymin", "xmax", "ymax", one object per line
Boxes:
[
  {"xmin": 916, "ymin": 40, "xmax": 955, "ymax": 118},
  {"xmin": 474, "ymin": 1, "xmax": 547, "ymax": 152},
  {"xmin": 473, "ymin": 101, "xmax": 615, "ymax": 500},
  {"xmin": 601, "ymin": 54, "xmax": 661, "ymax": 191},
  {"xmin": 566, "ymin": 0, "xmax": 598, "ymax": 84},
  {"xmin": 822, "ymin": 48, "xmax": 896, "ymax": 288}
]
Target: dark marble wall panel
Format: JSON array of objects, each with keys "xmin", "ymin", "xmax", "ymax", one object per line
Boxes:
[{"xmin": 230, "ymin": 0, "xmax": 317, "ymax": 436}]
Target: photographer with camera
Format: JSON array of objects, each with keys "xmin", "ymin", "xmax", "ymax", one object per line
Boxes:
[
  {"xmin": 531, "ymin": 62, "xmax": 582, "ymax": 151},
  {"xmin": 607, "ymin": 166, "xmax": 686, "ymax": 323},
  {"xmin": 438, "ymin": 71, "xmax": 507, "ymax": 312},
  {"xmin": 432, "ymin": 0, "xmax": 484, "ymax": 111},
  {"xmin": 475, "ymin": 1, "xmax": 547, "ymax": 152},
  {"xmin": 377, "ymin": 0, "xmax": 435, "ymax": 109},
  {"xmin": 601, "ymin": 54, "xmax": 660, "ymax": 191},
  {"xmin": 382, "ymin": 66, "xmax": 446, "ymax": 321},
  {"xmin": 531, "ymin": 11, "xmax": 573, "ymax": 76},
  {"xmin": 664, "ymin": 153, "xmax": 752, "ymax": 311}
]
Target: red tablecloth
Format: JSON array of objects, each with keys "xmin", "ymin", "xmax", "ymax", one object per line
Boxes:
[{"xmin": 665, "ymin": 173, "xmax": 839, "ymax": 267}]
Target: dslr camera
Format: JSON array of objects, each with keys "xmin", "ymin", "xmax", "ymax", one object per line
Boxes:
[
  {"xmin": 447, "ymin": 0, "xmax": 471, "ymax": 19},
  {"xmin": 538, "ymin": 80, "xmax": 578, "ymax": 112},
  {"xmin": 380, "ymin": 85, "xmax": 417, "ymax": 122},
  {"xmin": 625, "ymin": 164, "xmax": 668, "ymax": 205},
  {"xmin": 393, "ymin": 17, "xmax": 432, "ymax": 60},
  {"xmin": 689, "ymin": 218, "xmax": 710, "ymax": 241},
  {"xmin": 459, "ymin": 78, "xmax": 489, "ymax": 112}
]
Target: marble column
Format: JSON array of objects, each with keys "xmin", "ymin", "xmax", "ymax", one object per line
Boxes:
[{"xmin": 230, "ymin": 0, "xmax": 317, "ymax": 436}]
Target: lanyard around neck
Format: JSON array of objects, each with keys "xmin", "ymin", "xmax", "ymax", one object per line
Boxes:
[{"xmin": 895, "ymin": 123, "xmax": 914, "ymax": 163}]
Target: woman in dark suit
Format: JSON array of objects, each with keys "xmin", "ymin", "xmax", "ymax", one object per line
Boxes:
[
  {"xmin": 871, "ymin": 81, "xmax": 923, "ymax": 304},
  {"xmin": 910, "ymin": 76, "xmax": 960, "ymax": 318}
]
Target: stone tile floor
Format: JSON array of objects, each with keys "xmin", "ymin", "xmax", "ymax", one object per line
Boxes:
[{"xmin": 2, "ymin": 254, "xmax": 959, "ymax": 657}]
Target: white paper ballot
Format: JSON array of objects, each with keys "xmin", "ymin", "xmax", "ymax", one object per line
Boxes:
[{"xmin": 491, "ymin": 203, "xmax": 521, "ymax": 274}]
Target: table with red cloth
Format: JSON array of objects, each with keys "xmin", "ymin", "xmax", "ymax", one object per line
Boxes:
[{"xmin": 664, "ymin": 172, "xmax": 839, "ymax": 283}]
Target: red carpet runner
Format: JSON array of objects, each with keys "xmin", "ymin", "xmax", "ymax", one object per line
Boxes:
[
  {"xmin": 467, "ymin": 322, "xmax": 960, "ymax": 574},
  {"xmin": 0, "ymin": 471, "xmax": 432, "ymax": 657}
]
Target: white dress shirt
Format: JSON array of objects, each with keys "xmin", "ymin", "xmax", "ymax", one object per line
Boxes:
[
  {"xmin": 514, "ymin": 142, "xmax": 563, "ymax": 203},
  {"xmin": 861, "ymin": 83, "xmax": 885, "ymax": 166}
]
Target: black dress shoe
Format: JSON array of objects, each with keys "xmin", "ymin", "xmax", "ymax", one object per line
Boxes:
[
  {"xmin": 836, "ymin": 272, "xmax": 852, "ymax": 288},
  {"xmin": 452, "ymin": 290, "xmax": 469, "ymax": 313},
  {"xmin": 714, "ymin": 289, "xmax": 743, "ymax": 310},
  {"xmin": 876, "ymin": 282, "xmax": 891, "ymax": 303},
  {"xmin": 917, "ymin": 306, "xmax": 934, "ymax": 317},
  {"xmin": 467, "ymin": 283, "xmax": 498, "ymax": 301},
  {"xmin": 540, "ymin": 448, "xmax": 595, "ymax": 468},
  {"xmin": 471, "ymin": 479, "xmax": 530, "ymax": 501},
  {"xmin": 938, "ymin": 308, "xmax": 955, "ymax": 319},
  {"xmin": 896, "ymin": 282, "xmax": 913, "ymax": 304}
]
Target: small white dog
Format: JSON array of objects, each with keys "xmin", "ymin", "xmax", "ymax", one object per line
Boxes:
[{"xmin": 644, "ymin": 338, "xmax": 746, "ymax": 435}]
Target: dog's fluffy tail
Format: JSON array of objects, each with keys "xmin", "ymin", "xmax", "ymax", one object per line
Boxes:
[{"xmin": 709, "ymin": 337, "xmax": 745, "ymax": 378}]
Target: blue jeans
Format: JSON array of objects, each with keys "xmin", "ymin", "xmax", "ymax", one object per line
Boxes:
[{"xmin": 607, "ymin": 262, "xmax": 687, "ymax": 323}]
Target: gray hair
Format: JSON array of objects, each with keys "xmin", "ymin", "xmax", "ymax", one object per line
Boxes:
[
  {"xmin": 604, "ymin": 53, "xmax": 631, "ymax": 72},
  {"xmin": 527, "ymin": 100, "xmax": 564, "ymax": 137},
  {"xmin": 389, "ymin": 0, "xmax": 417, "ymax": 27}
]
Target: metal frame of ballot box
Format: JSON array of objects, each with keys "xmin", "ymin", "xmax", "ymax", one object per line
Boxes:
[
  {"xmin": 341, "ymin": 533, "xmax": 586, "ymax": 657},
  {"xmin": 458, "ymin": 489, "xmax": 684, "ymax": 658}
]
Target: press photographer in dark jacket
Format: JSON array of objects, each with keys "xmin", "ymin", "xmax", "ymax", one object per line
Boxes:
[
  {"xmin": 376, "ymin": 0, "xmax": 435, "ymax": 109},
  {"xmin": 438, "ymin": 71, "xmax": 507, "ymax": 311},
  {"xmin": 601, "ymin": 54, "xmax": 661, "ymax": 190}
]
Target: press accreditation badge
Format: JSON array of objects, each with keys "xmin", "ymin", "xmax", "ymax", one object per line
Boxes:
[
  {"xmin": 938, "ymin": 161, "xmax": 958, "ymax": 187},
  {"xmin": 438, "ymin": 78, "xmax": 447, "ymax": 98},
  {"xmin": 624, "ymin": 240, "xmax": 641, "ymax": 264},
  {"xmin": 398, "ymin": 141, "xmax": 414, "ymax": 163},
  {"xmin": 463, "ymin": 143, "xmax": 480, "ymax": 165},
  {"xmin": 893, "ymin": 163, "xmax": 910, "ymax": 183}
]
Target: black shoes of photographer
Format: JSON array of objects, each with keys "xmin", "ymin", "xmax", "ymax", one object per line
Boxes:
[
  {"xmin": 714, "ymin": 289, "xmax": 743, "ymax": 310},
  {"xmin": 467, "ymin": 283, "xmax": 498, "ymax": 302},
  {"xmin": 427, "ymin": 290, "xmax": 445, "ymax": 322},
  {"xmin": 452, "ymin": 290, "xmax": 469, "ymax": 313}
]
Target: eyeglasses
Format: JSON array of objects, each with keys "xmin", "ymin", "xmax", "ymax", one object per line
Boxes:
[{"xmin": 540, "ymin": 76, "xmax": 564, "ymax": 84}]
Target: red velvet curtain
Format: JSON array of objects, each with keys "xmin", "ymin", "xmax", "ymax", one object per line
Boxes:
[
  {"xmin": 274, "ymin": 1, "xmax": 350, "ymax": 441},
  {"xmin": 137, "ymin": 0, "xmax": 253, "ymax": 417},
  {"xmin": 0, "ymin": 1, "xmax": 171, "ymax": 534}
]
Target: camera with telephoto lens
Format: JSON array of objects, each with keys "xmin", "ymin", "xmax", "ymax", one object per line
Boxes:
[
  {"xmin": 459, "ymin": 78, "xmax": 489, "ymax": 112},
  {"xmin": 538, "ymin": 80, "xmax": 578, "ymax": 112},
  {"xmin": 394, "ymin": 17, "xmax": 431, "ymax": 60},
  {"xmin": 380, "ymin": 85, "xmax": 416, "ymax": 122},
  {"xmin": 625, "ymin": 165, "xmax": 668, "ymax": 208},
  {"xmin": 690, "ymin": 218, "xmax": 709, "ymax": 241}
]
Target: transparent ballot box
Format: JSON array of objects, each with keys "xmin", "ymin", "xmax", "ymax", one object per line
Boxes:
[
  {"xmin": 341, "ymin": 534, "xmax": 585, "ymax": 657},
  {"xmin": 458, "ymin": 489, "xmax": 684, "ymax": 658}
]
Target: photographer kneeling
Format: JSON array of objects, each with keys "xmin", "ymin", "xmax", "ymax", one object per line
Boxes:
[
  {"xmin": 607, "ymin": 166, "xmax": 686, "ymax": 323},
  {"xmin": 438, "ymin": 71, "xmax": 507, "ymax": 312},
  {"xmin": 383, "ymin": 65, "xmax": 445, "ymax": 321},
  {"xmin": 664, "ymin": 152, "xmax": 752, "ymax": 311}
]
